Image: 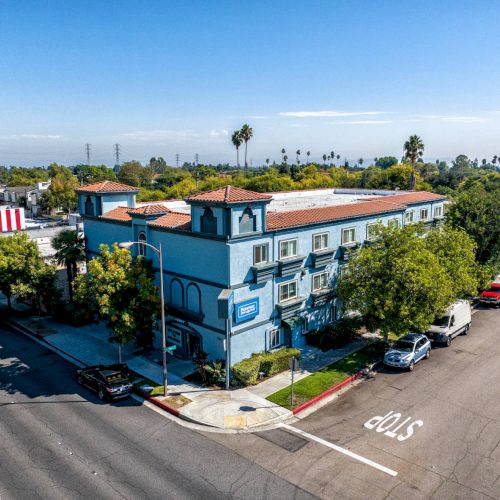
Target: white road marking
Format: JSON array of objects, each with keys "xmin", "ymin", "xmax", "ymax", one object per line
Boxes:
[{"xmin": 279, "ymin": 423, "xmax": 398, "ymax": 477}]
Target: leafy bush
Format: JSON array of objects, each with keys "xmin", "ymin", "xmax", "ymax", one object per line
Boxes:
[
  {"xmin": 204, "ymin": 360, "xmax": 226, "ymax": 385},
  {"xmin": 306, "ymin": 318, "xmax": 361, "ymax": 351},
  {"xmin": 233, "ymin": 348, "xmax": 301, "ymax": 386}
]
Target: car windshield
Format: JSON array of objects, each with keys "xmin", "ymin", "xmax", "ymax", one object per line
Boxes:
[
  {"xmin": 393, "ymin": 340, "xmax": 414, "ymax": 352},
  {"xmin": 432, "ymin": 316, "xmax": 450, "ymax": 327}
]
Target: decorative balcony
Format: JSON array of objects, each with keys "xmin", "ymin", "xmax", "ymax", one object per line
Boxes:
[
  {"xmin": 339, "ymin": 242, "xmax": 360, "ymax": 261},
  {"xmin": 276, "ymin": 296, "xmax": 306, "ymax": 319},
  {"xmin": 310, "ymin": 248, "xmax": 335, "ymax": 268},
  {"xmin": 277, "ymin": 255, "xmax": 305, "ymax": 277},
  {"xmin": 251, "ymin": 261, "xmax": 277, "ymax": 284},
  {"xmin": 310, "ymin": 289, "xmax": 335, "ymax": 307}
]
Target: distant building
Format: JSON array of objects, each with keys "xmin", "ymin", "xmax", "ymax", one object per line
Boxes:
[
  {"xmin": 0, "ymin": 181, "xmax": 51, "ymax": 217},
  {"xmin": 77, "ymin": 180, "xmax": 446, "ymax": 366}
]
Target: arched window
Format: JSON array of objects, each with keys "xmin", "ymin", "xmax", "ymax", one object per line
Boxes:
[
  {"xmin": 239, "ymin": 207, "xmax": 255, "ymax": 234},
  {"xmin": 84, "ymin": 196, "xmax": 95, "ymax": 216},
  {"xmin": 138, "ymin": 231, "xmax": 147, "ymax": 256},
  {"xmin": 200, "ymin": 207, "xmax": 217, "ymax": 234},
  {"xmin": 186, "ymin": 283, "xmax": 202, "ymax": 314},
  {"xmin": 169, "ymin": 279, "xmax": 184, "ymax": 308}
]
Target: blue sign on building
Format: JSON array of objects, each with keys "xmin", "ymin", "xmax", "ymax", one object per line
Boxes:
[{"xmin": 234, "ymin": 297, "xmax": 259, "ymax": 324}]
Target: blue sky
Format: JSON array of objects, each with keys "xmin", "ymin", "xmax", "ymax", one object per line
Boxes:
[{"xmin": 1, "ymin": 0, "xmax": 499, "ymax": 166}]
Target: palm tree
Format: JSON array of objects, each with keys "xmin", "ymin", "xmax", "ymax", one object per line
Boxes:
[
  {"xmin": 283, "ymin": 154, "xmax": 288, "ymax": 165},
  {"xmin": 306, "ymin": 150, "xmax": 311, "ymax": 164},
  {"xmin": 322, "ymin": 154, "xmax": 327, "ymax": 165},
  {"xmin": 403, "ymin": 135, "xmax": 425, "ymax": 190},
  {"xmin": 492, "ymin": 155, "xmax": 497, "ymax": 166},
  {"xmin": 330, "ymin": 151, "xmax": 335, "ymax": 160},
  {"xmin": 265, "ymin": 158, "xmax": 270, "ymax": 167},
  {"xmin": 52, "ymin": 229, "xmax": 85, "ymax": 302},
  {"xmin": 231, "ymin": 130, "xmax": 243, "ymax": 167},
  {"xmin": 296, "ymin": 149, "xmax": 301, "ymax": 165},
  {"xmin": 336, "ymin": 154, "xmax": 340, "ymax": 161},
  {"xmin": 359, "ymin": 158, "xmax": 364, "ymax": 167},
  {"xmin": 240, "ymin": 124, "xmax": 253, "ymax": 167}
]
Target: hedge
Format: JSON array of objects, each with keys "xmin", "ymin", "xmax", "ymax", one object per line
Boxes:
[{"xmin": 232, "ymin": 347, "xmax": 301, "ymax": 386}]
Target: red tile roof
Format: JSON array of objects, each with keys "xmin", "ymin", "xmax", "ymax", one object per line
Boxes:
[
  {"xmin": 185, "ymin": 185, "xmax": 272, "ymax": 204},
  {"xmin": 149, "ymin": 212, "xmax": 191, "ymax": 231},
  {"xmin": 127, "ymin": 204, "xmax": 170, "ymax": 216},
  {"xmin": 366, "ymin": 191, "xmax": 446, "ymax": 205},
  {"xmin": 266, "ymin": 200, "xmax": 406, "ymax": 231},
  {"xmin": 100, "ymin": 207, "xmax": 132, "ymax": 222},
  {"xmin": 75, "ymin": 180, "xmax": 139, "ymax": 194}
]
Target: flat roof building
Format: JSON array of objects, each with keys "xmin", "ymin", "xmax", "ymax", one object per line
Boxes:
[{"xmin": 77, "ymin": 181, "xmax": 446, "ymax": 367}]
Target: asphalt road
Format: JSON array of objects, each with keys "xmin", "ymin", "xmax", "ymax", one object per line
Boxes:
[
  {"xmin": 210, "ymin": 306, "xmax": 500, "ymax": 499},
  {"xmin": 2, "ymin": 306, "xmax": 499, "ymax": 499},
  {"xmin": 0, "ymin": 325, "xmax": 314, "ymax": 500}
]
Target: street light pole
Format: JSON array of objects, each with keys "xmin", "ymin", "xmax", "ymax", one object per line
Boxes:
[{"xmin": 119, "ymin": 240, "xmax": 168, "ymax": 396}]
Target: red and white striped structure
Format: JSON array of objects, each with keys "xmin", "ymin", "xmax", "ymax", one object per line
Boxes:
[{"xmin": 0, "ymin": 207, "xmax": 26, "ymax": 232}]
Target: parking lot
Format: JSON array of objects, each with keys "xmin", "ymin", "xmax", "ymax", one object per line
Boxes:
[{"xmin": 211, "ymin": 306, "xmax": 500, "ymax": 499}]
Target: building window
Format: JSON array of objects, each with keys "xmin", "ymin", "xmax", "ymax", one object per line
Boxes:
[
  {"xmin": 138, "ymin": 232, "xmax": 147, "ymax": 256},
  {"xmin": 341, "ymin": 227, "xmax": 356, "ymax": 245},
  {"xmin": 279, "ymin": 280, "xmax": 298, "ymax": 302},
  {"xmin": 339, "ymin": 266, "xmax": 349, "ymax": 279},
  {"xmin": 434, "ymin": 205, "xmax": 443, "ymax": 218},
  {"xmin": 279, "ymin": 239, "xmax": 298, "ymax": 259},
  {"xmin": 404, "ymin": 210, "xmax": 414, "ymax": 224},
  {"xmin": 201, "ymin": 207, "xmax": 217, "ymax": 234},
  {"xmin": 254, "ymin": 244, "xmax": 269, "ymax": 265},
  {"xmin": 329, "ymin": 303, "xmax": 337, "ymax": 322},
  {"xmin": 269, "ymin": 328, "xmax": 282, "ymax": 349},
  {"xmin": 186, "ymin": 283, "xmax": 202, "ymax": 314},
  {"xmin": 313, "ymin": 232, "xmax": 329, "ymax": 251},
  {"xmin": 366, "ymin": 221, "xmax": 382, "ymax": 240},
  {"xmin": 312, "ymin": 272, "xmax": 329, "ymax": 292},
  {"xmin": 388, "ymin": 218, "xmax": 400, "ymax": 228},
  {"xmin": 84, "ymin": 196, "xmax": 95, "ymax": 216},
  {"xmin": 239, "ymin": 207, "xmax": 256, "ymax": 234},
  {"xmin": 420, "ymin": 208, "xmax": 429, "ymax": 220}
]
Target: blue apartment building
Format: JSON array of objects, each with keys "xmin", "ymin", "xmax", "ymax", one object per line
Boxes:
[{"xmin": 77, "ymin": 181, "xmax": 446, "ymax": 366}]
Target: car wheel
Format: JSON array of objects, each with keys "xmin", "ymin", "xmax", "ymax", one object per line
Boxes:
[
  {"xmin": 98, "ymin": 388, "xmax": 106, "ymax": 401},
  {"xmin": 408, "ymin": 361, "xmax": 415, "ymax": 372},
  {"xmin": 425, "ymin": 349, "xmax": 430, "ymax": 359},
  {"xmin": 445, "ymin": 337, "xmax": 451, "ymax": 347},
  {"xmin": 463, "ymin": 325, "xmax": 470, "ymax": 336}
]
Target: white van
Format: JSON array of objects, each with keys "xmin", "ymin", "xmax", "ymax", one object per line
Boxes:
[{"xmin": 426, "ymin": 300, "xmax": 472, "ymax": 347}]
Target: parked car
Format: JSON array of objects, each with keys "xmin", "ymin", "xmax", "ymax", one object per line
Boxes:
[
  {"xmin": 479, "ymin": 282, "xmax": 500, "ymax": 307},
  {"xmin": 76, "ymin": 364, "xmax": 133, "ymax": 401},
  {"xmin": 383, "ymin": 334, "xmax": 431, "ymax": 371},
  {"xmin": 426, "ymin": 300, "xmax": 472, "ymax": 346}
]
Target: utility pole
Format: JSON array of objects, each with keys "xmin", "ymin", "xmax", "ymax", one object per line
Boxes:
[
  {"xmin": 85, "ymin": 143, "xmax": 91, "ymax": 165},
  {"xmin": 195, "ymin": 153, "xmax": 199, "ymax": 166},
  {"xmin": 175, "ymin": 153, "xmax": 180, "ymax": 168},
  {"xmin": 113, "ymin": 143, "xmax": 121, "ymax": 167}
]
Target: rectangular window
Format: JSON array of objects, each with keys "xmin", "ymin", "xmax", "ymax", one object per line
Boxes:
[
  {"xmin": 329, "ymin": 303, "xmax": 337, "ymax": 322},
  {"xmin": 339, "ymin": 266, "xmax": 348, "ymax": 279},
  {"xmin": 279, "ymin": 280, "xmax": 298, "ymax": 302},
  {"xmin": 253, "ymin": 244, "xmax": 269, "ymax": 265},
  {"xmin": 341, "ymin": 227, "xmax": 356, "ymax": 245},
  {"xmin": 269, "ymin": 328, "xmax": 281, "ymax": 349},
  {"xmin": 420, "ymin": 208, "xmax": 429, "ymax": 220},
  {"xmin": 313, "ymin": 232, "xmax": 329, "ymax": 251},
  {"xmin": 404, "ymin": 210, "xmax": 414, "ymax": 224},
  {"xmin": 388, "ymin": 218, "xmax": 400, "ymax": 228},
  {"xmin": 312, "ymin": 272, "xmax": 329, "ymax": 291},
  {"xmin": 366, "ymin": 221, "xmax": 382, "ymax": 240},
  {"xmin": 279, "ymin": 239, "xmax": 298, "ymax": 259},
  {"xmin": 434, "ymin": 205, "xmax": 443, "ymax": 218}
]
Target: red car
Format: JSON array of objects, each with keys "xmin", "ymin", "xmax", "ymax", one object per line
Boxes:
[{"xmin": 479, "ymin": 282, "xmax": 500, "ymax": 307}]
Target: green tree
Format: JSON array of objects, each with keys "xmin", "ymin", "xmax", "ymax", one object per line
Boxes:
[
  {"xmin": 403, "ymin": 135, "xmax": 425, "ymax": 190},
  {"xmin": 73, "ymin": 164, "xmax": 117, "ymax": 184},
  {"xmin": 231, "ymin": 130, "xmax": 243, "ymax": 167},
  {"xmin": 375, "ymin": 156, "xmax": 398, "ymax": 169},
  {"xmin": 74, "ymin": 244, "xmax": 161, "ymax": 360},
  {"xmin": 117, "ymin": 161, "xmax": 144, "ymax": 187},
  {"xmin": 52, "ymin": 229, "xmax": 85, "ymax": 302},
  {"xmin": 240, "ymin": 124, "xmax": 253, "ymax": 167},
  {"xmin": 338, "ymin": 225, "xmax": 453, "ymax": 342},
  {"xmin": 46, "ymin": 166, "xmax": 79, "ymax": 216},
  {"xmin": 148, "ymin": 157, "xmax": 168, "ymax": 174}
]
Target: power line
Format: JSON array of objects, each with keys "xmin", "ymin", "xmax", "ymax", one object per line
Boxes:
[
  {"xmin": 85, "ymin": 143, "xmax": 91, "ymax": 165},
  {"xmin": 195, "ymin": 153, "xmax": 199, "ymax": 166}
]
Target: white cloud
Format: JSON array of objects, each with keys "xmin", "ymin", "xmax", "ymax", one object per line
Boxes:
[
  {"xmin": 209, "ymin": 129, "xmax": 229, "ymax": 137},
  {"xmin": 0, "ymin": 133, "xmax": 63, "ymax": 140},
  {"xmin": 442, "ymin": 116, "xmax": 484, "ymax": 123},
  {"xmin": 279, "ymin": 110, "xmax": 390, "ymax": 118},
  {"xmin": 328, "ymin": 120, "xmax": 392, "ymax": 125},
  {"xmin": 122, "ymin": 129, "xmax": 199, "ymax": 140}
]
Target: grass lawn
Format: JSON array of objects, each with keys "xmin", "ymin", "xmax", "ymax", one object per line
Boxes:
[{"xmin": 266, "ymin": 342, "xmax": 386, "ymax": 410}]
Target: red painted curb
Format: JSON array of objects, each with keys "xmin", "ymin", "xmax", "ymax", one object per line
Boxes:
[
  {"xmin": 292, "ymin": 370, "xmax": 365, "ymax": 415},
  {"xmin": 134, "ymin": 387, "xmax": 180, "ymax": 417}
]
